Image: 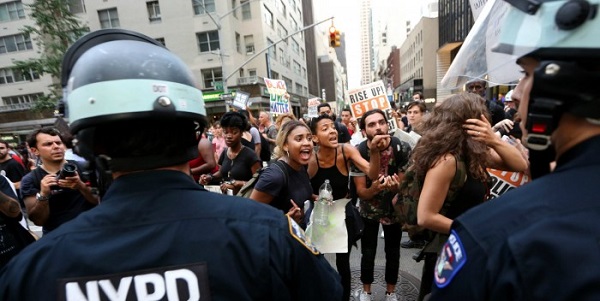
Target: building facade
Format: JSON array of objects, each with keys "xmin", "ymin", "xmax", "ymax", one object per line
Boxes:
[
  {"xmin": 398, "ymin": 16, "xmax": 438, "ymax": 106},
  {"xmin": 0, "ymin": 0, "xmax": 314, "ymax": 137}
]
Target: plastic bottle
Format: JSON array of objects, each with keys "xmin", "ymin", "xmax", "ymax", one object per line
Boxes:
[{"xmin": 314, "ymin": 179, "xmax": 333, "ymax": 226}]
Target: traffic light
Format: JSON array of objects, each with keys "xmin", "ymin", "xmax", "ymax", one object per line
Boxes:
[
  {"xmin": 329, "ymin": 26, "xmax": 337, "ymax": 47},
  {"xmin": 334, "ymin": 30, "xmax": 341, "ymax": 47}
]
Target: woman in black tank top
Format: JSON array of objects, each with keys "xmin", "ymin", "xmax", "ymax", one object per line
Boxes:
[{"xmin": 307, "ymin": 114, "xmax": 383, "ymax": 301}]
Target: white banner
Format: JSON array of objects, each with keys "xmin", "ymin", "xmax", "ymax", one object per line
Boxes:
[{"xmin": 305, "ymin": 198, "xmax": 350, "ymax": 254}]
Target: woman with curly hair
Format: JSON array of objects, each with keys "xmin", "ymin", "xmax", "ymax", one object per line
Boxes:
[{"xmin": 412, "ymin": 92, "xmax": 528, "ymax": 300}]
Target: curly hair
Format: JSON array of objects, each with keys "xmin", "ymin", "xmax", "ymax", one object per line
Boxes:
[{"xmin": 411, "ymin": 92, "xmax": 491, "ymax": 182}]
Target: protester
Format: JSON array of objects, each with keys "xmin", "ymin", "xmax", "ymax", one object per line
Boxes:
[
  {"xmin": 318, "ymin": 103, "xmax": 351, "ymax": 143},
  {"xmin": 211, "ymin": 121, "xmax": 227, "ymax": 161},
  {"xmin": 189, "ymin": 129, "xmax": 217, "ymax": 184},
  {"xmin": 407, "ymin": 93, "xmax": 527, "ymax": 300},
  {"xmin": 429, "ymin": 0, "xmax": 600, "ymax": 299},
  {"xmin": 352, "ymin": 109, "xmax": 412, "ymax": 301},
  {"xmin": 0, "ymin": 29, "xmax": 342, "ymax": 300},
  {"xmin": 307, "ymin": 113, "xmax": 383, "ymax": 301},
  {"xmin": 275, "ymin": 112, "xmax": 297, "ymax": 130},
  {"xmin": 250, "ymin": 120, "xmax": 313, "ymax": 226},
  {"xmin": 199, "ymin": 111, "xmax": 260, "ymax": 194}
]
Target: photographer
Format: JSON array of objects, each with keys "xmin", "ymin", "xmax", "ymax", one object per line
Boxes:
[{"xmin": 20, "ymin": 127, "xmax": 98, "ymax": 234}]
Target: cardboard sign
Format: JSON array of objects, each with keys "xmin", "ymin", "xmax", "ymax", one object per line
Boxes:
[
  {"xmin": 265, "ymin": 78, "xmax": 290, "ymax": 114},
  {"xmin": 232, "ymin": 91, "xmax": 250, "ymax": 110},
  {"xmin": 347, "ymin": 81, "xmax": 397, "ymax": 132},
  {"xmin": 307, "ymin": 97, "xmax": 320, "ymax": 117}
]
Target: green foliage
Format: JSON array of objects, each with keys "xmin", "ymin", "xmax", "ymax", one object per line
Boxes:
[{"xmin": 12, "ymin": 0, "xmax": 89, "ymax": 111}]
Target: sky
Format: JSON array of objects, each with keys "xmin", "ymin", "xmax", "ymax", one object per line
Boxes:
[{"xmin": 313, "ymin": 0, "xmax": 423, "ymax": 88}]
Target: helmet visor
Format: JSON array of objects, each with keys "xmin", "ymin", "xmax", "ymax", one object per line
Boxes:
[{"xmin": 441, "ymin": 0, "xmax": 599, "ymax": 88}]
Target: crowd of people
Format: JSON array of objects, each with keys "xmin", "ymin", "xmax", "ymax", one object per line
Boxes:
[{"xmin": 3, "ymin": 2, "xmax": 600, "ymax": 298}]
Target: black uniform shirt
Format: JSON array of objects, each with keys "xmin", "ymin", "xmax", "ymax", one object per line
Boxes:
[
  {"xmin": 430, "ymin": 135, "xmax": 600, "ymax": 301},
  {"xmin": 0, "ymin": 170, "xmax": 342, "ymax": 301}
]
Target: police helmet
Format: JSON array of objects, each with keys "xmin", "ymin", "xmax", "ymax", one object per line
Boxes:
[
  {"xmin": 61, "ymin": 29, "xmax": 206, "ymax": 170},
  {"xmin": 443, "ymin": 0, "xmax": 600, "ymax": 149},
  {"xmin": 62, "ymin": 29, "xmax": 207, "ymax": 134}
]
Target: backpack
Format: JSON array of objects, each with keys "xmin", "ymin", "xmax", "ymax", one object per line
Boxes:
[
  {"xmin": 236, "ymin": 160, "xmax": 287, "ymax": 198},
  {"xmin": 395, "ymin": 155, "xmax": 467, "ymax": 244}
]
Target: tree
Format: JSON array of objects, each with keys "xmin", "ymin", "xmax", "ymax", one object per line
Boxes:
[{"xmin": 13, "ymin": 0, "xmax": 89, "ymax": 111}]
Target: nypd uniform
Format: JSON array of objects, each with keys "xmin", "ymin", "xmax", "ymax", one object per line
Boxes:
[
  {"xmin": 0, "ymin": 170, "xmax": 342, "ymax": 300},
  {"xmin": 430, "ymin": 135, "xmax": 600, "ymax": 300}
]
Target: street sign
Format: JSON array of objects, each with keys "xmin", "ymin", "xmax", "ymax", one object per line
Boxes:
[
  {"xmin": 212, "ymin": 81, "xmax": 223, "ymax": 90},
  {"xmin": 220, "ymin": 93, "xmax": 233, "ymax": 100}
]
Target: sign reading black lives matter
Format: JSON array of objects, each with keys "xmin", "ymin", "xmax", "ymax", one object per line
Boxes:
[{"xmin": 346, "ymin": 80, "xmax": 397, "ymax": 132}]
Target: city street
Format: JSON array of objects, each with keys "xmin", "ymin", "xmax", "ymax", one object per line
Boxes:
[{"xmin": 325, "ymin": 228, "xmax": 424, "ymax": 301}]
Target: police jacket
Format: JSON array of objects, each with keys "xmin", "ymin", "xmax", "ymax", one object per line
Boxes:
[
  {"xmin": 0, "ymin": 170, "xmax": 342, "ymax": 301},
  {"xmin": 430, "ymin": 135, "xmax": 600, "ymax": 300}
]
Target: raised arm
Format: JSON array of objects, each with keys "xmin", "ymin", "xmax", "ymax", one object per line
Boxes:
[{"xmin": 344, "ymin": 143, "xmax": 380, "ymax": 181}]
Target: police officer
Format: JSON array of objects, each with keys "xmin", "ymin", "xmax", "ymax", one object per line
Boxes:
[
  {"xmin": 0, "ymin": 29, "xmax": 342, "ymax": 301},
  {"xmin": 429, "ymin": 0, "xmax": 600, "ymax": 300}
]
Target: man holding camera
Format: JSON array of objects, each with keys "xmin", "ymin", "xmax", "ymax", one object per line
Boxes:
[{"xmin": 20, "ymin": 127, "xmax": 98, "ymax": 234}]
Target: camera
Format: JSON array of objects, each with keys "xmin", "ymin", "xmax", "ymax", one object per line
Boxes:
[
  {"xmin": 51, "ymin": 163, "xmax": 78, "ymax": 191},
  {"xmin": 58, "ymin": 163, "xmax": 77, "ymax": 179}
]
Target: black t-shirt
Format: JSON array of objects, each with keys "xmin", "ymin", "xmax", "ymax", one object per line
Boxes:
[
  {"xmin": 254, "ymin": 160, "xmax": 312, "ymax": 213},
  {"xmin": 0, "ymin": 159, "xmax": 26, "ymax": 183},
  {"xmin": 20, "ymin": 162, "xmax": 95, "ymax": 232},
  {"xmin": 218, "ymin": 146, "xmax": 260, "ymax": 182}
]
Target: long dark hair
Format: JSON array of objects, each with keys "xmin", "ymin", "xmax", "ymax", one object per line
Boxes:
[{"xmin": 411, "ymin": 92, "xmax": 491, "ymax": 181}]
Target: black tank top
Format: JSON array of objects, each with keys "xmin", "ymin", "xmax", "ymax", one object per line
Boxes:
[{"xmin": 311, "ymin": 145, "xmax": 349, "ymax": 200}]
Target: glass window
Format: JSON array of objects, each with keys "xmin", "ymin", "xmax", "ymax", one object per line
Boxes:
[
  {"xmin": 248, "ymin": 69, "xmax": 257, "ymax": 76},
  {"xmin": 0, "ymin": 34, "xmax": 32, "ymax": 54},
  {"xmin": 201, "ymin": 68, "xmax": 223, "ymax": 89},
  {"xmin": 293, "ymin": 60, "xmax": 300, "ymax": 75},
  {"xmin": 98, "ymin": 8, "xmax": 119, "ymax": 29},
  {"xmin": 231, "ymin": 0, "xmax": 237, "ymax": 18},
  {"xmin": 235, "ymin": 32, "xmax": 241, "ymax": 53},
  {"xmin": 263, "ymin": 5, "xmax": 273, "ymax": 28},
  {"xmin": 244, "ymin": 35, "xmax": 254, "ymax": 55},
  {"xmin": 241, "ymin": 0, "xmax": 251, "ymax": 19},
  {"xmin": 0, "ymin": 1, "xmax": 25, "ymax": 22},
  {"xmin": 147, "ymin": 1, "xmax": 161, "ymax": 22},
  {"xmin": 67, "ymin": 0, "xmax": 85, "ymax": 14},
  {"xmin": 277, "ymin": 21, "xmax": 288, "ymax": 41},
  {"xmin": 196, "ymin": 30, "xmax": 220, "ymax": 52},
  {"xmin": 291, "ymin": 39, "xmax": 299, "ymax": 54},
  {"xmin": 271, "ymin": 71, "xmax": 279, "ymax": 79},
  {"xmin": 193, "ymin": 0, "xmax": 215, "ymax": 15},
  {"xmin": 277, "ymin": 0, "xmax": 286, "ymax": 17},
  {"xmin": 267, "ymin": 38, "xmax": 276, "ymax": 60}
]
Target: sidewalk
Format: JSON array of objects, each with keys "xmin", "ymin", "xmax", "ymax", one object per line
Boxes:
[{"xmin": 324, "ymin": 228, "xmax": 424, "ymax": 301}]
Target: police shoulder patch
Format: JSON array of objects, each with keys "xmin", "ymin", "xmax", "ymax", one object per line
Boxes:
[
  {"xmin": 434, "ymin": 230, "xmax": 467, "ymax": 288},
  {"xmin": 287, "ymin": 216, "xmax": 320, "ymax": 255}
]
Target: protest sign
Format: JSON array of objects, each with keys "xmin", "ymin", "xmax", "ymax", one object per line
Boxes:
[
  {"xmin": 347, "ymin": 81, "xmax": 397, "ymax": 132},
  {"xmin": 231, "ymin": 91, "xmax": 250, "ymax": 110},
  {"xmin": 307, "ymin": 97, "xmax": 320, "ymax": 118},
  {"xmin": 265, "ymin": 78, "xmax": 290, "ymax": 114}
]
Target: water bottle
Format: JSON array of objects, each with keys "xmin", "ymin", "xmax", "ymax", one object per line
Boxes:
[{"xmin": 314, "ymin": 179, "xmax": 333, "ymax": 226}]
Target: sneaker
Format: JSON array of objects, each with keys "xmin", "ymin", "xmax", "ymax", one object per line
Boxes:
[
  {"xmin": 358, "ymin": 290, "xmax": 374, "ymax": 301},
  {"xmin": 400, "ymin": 239, "xmax": 425, "ymax": 249},
  {"xmin": 385, "ymin": 292, "xmax": 398, "ymax": 301}
]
